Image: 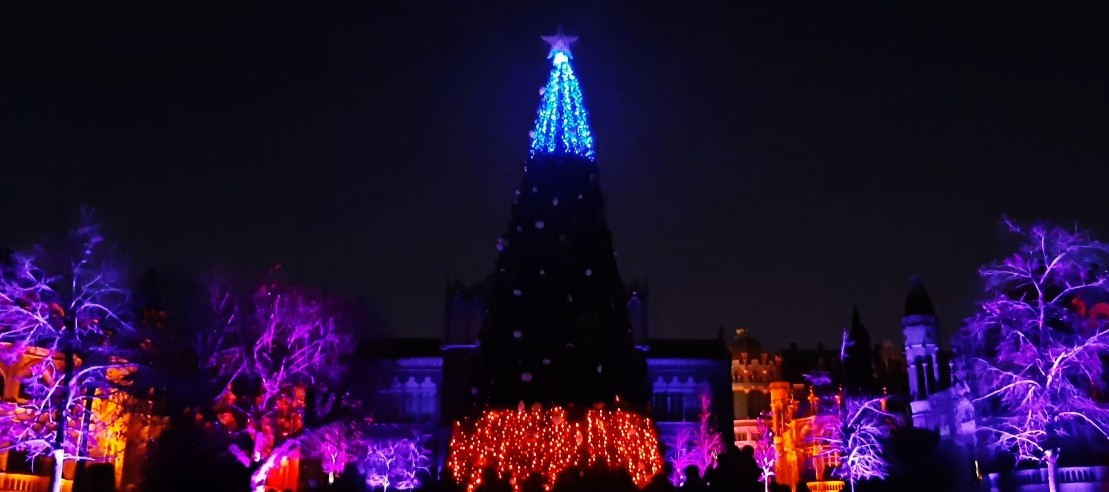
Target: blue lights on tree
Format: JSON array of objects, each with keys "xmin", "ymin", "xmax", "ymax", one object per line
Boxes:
[{"xmin": 530, "ymin": 26, "xmax": 595, "ymax": 161}]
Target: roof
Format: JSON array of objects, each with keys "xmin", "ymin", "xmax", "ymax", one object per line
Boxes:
[
  {"xmin": 905, "ymin": 275, "xmax": 936, "ymax": 316},
  {"xmin": 726, "ymin": 328, "xmax": 765, "ymax": 359},
  {"xmin": 779, "ymin": 343, "xmax": 841, "ymax": 384}
]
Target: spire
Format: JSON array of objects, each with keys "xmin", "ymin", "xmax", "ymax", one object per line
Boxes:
[
  {"xmin": 905, "ymin": 275, "xmax": 936, "ymax": 316},
  {"xmin": 530, "ymin": 26, "xmax": 596, "ymax": 161},
  {"xmin": 842, "ymin": 305, "xmax": 874, "ymax": 394},
  {"xmin": 841, "ymin": 305, "xmax": 870, "ymax": 361}
]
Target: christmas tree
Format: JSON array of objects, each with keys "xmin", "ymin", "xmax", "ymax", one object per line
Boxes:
[
  {"xmin": 480, "ymin": 26, "xmax": 647, "ymax": 409},
  {"xmin": 451, "ymin": 29, "xmax": 662, "ymax": 492}
]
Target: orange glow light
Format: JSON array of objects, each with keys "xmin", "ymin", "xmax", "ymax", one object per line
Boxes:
[{"xmin": 448, "ymin": 406, "xmax": 663, "ymax": 492}]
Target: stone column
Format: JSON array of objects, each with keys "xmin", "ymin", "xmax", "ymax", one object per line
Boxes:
[{"xmin": 907, "ymin": 362, "xmax": 920, "ymax": 400}]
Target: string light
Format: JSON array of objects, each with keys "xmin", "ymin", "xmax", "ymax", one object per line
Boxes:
[
  {"xmin": 530, "ymin": 33, "xmax": 595, "ymax": 160},
  {"xmin": 449, "ymin": 406, "xmax": 663, "ymax": 492}
]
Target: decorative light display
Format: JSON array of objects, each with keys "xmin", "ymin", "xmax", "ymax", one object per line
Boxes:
[
  {"xmin": 0, "ymin": 210, "xmax": 135, "ymax": 492},
  {"xmin": 819, "ymin": 398, "xmax": 892, "ymax": 492},
  {"xmin": 530, "ymin": 26, "xmax": 595, "ymax": 161},
  {"xmin": 362, "ymin": 435, "xmax": 433, "ymax": 491},
  {"xmin": 301, "ymin": 421, "xmax": 361, "ymax": 484},
  {"xmin": 753, "ymin": 412, "xmax": 777, "ymax": 492},
  {"xmin": 209, "ymin": 270, "xmax": 354, "ymax": 492},
  {"xmin": 449, "ymin": 406, "xmax": 663, "ymax": 492},
  {"xmin": 666, "ymin": 393, "xmax": 723, "ymax": 485},
  {"xmin": 961, "ymin": 219, "xmax": 1109, "ymax": 491}
]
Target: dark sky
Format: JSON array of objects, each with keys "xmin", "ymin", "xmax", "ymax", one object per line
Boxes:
[{"xmin": 2, "ymin": 3, "xmax": 1106, "ymax": 349}]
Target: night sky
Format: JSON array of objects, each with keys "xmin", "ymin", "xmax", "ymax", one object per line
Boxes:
[{"xmin": 3, "ymin": 3, "xmax": 1106, "ymax": 349}]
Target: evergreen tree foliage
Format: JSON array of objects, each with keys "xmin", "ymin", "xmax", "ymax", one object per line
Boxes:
[
  {"xmin": 479, "ymin": 29, "xmax": 646, "ymax": 408},
  {"xmin": 482, "ymin": 154, "xmax": 646, "ymax": 407}
]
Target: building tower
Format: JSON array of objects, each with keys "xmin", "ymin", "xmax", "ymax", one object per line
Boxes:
[
  {"xmin": 478, "ymin": 26, "xmax": 648, "ymax": 408},
  {"xmin": 902, "ymin": 275, "xmax": 943, "ymax": 427}
]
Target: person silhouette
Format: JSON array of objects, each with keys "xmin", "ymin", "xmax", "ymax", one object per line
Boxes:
[{"xmin": 681, "ymin": 466, "xmax": 708, "ymax": 492}]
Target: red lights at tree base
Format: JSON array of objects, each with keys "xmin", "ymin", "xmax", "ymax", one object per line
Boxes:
[{"xmin": 448, "ymin": 406, "xmax": 663, "ymax": 492}]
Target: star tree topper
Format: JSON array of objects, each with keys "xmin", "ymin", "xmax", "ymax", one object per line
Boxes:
[{"xmin": 542, "ymin": 25, "xmax": 578, "ymax": 63}]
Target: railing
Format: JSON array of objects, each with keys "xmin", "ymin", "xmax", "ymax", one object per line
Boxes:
[
  {"xmin": 805, "ymin": 480, "xmax": 845, "ymax": 492},
  {"xmin": 0, "ymin": 473, "xmax": 73, "ymax": 492},
  {"xmin": 986, "ymin": 465, "xmax": 1109, "ymax": 492}
]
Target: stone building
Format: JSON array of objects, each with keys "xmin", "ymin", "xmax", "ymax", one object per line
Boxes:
[
  {"xmin": 0, "ymin": 343, "xmax": 155, "ymax": 492},
  {"xmin": 353, "ymin": 283, "xmax": 735, "ymax": 481}
]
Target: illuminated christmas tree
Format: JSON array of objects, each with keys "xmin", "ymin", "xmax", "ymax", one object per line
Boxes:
[
  {"xmin": 528, "ymin": 27, "xmax": 595, "ymax": 161},
  {"xmin": 480, "ymin": 26, "xmax": 647, "ymax": 408},
  {"xmin": 452, "ymin": 27, "xmax": 661, "ymax": 492}
]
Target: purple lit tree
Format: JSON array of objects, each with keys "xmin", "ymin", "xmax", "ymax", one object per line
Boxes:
[
  {"xmin": 803, "ymin": 370, "xmax": 834, "ymax": 388},
  {"xmin": 301, "ymin": 421, "xmax": 365, "ymax": 484},
  {"xmin": 666, "ymin": 392, "xmax": 723, "ymax": 485},
  {"xmin": 206, "ymin": 269, "xmax": 355, "ymax": 492},
  {"xmin": 363, "ymin": 433, "xmax": 433, "ymax": 491},
  {"xmin": 0, "ymin": 210, "xmax": 133, "ymax": 492},
  {"xmin": 960, "ymin": 219, "xmax": 1109, "ymax": 492},
  {"xmin": 820, "ymin": 397, "xmax": 893, "ymax": 492},
  {"xmin": 753, "ymin": 411, "xmax": 777, "ymax": 492}
]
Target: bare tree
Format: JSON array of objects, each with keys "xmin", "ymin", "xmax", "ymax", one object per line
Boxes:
[
  {"xmin": 362, "ymin": 433, "xmax": 432, "ymax": 491},
  {"xmin": 961, "ymin": 219, "xmax": 1109, "ymax": 492},
  {"xmin": 206, "ymin": 269, "xmax": 355, "ymax": 492},
  {"xmin": 820, "ymin": 397, "xmax": 893, "ymax": 492},
  {"xmin": 300, "ymin": 420, "xmax": 364, "ymax": 484},
  {"xmin": 666, "ymin": 392, "xmax": 723, "ymax": 485},
  {"xmin": 0, "ymin": 210, "xmax": 134, "ymax": 492},
  {"xmin": 753, "ymin": 411, "xmax": 776, "ymax": 492}
]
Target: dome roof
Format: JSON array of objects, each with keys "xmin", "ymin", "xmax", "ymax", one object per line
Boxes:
[{"xmin": 727, "ymin": 328, "xmax": 764, "ymax": 359}]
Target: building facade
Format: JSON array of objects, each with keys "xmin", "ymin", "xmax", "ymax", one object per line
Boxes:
[
  {"xmin": 0, "ymin": 343, "xmax": 155, "ymax": 492},
  {"xmin": 353, "ymin": 283, "xmax": 735, "ymax": 484}
]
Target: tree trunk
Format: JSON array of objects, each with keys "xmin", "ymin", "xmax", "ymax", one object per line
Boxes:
[
  {"xmin": 76, "ymin": 386, "xmax": 96, "ymax": 456},
  {"xmin": 247, "ymin": 454, "xmax": 270, "ymax": 492},
  {"xmin": 248, "ymin": 457, "xmax": 271, "ymax": 492},
  {"xmin": 250, "ymin": 469, "xmax": 267, "ymax": 492},
  {"xmin": 1045, "ymin": 450, "xmax": 1059, "ymax": 492},
  {"xmin": 249, "ymin": 439, "xmax": 298, "ymax": 492},
  {"xmin": 49, "ymin": 321, "xmax": 77, "ymax": 492},
  {"xmin": 50, "ymin": 449, "xmax": 66, "ymax": 492}
]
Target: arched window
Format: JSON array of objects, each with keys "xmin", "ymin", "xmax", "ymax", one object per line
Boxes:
[
  {"xmin": 746, "ymin": 390, "xmax": 769, "ymax": 418},
  {"xmin": 913, "ymin": 355, "xmax": 927, "ymax": 399},
  {"xmin": 924, "ymin": 354, "xmax": 937, "ymax": 395}
]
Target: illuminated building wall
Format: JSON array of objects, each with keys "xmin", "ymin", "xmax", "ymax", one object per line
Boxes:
[
  {"xmin": 0, "ymin": 343, "xmax": 156, "ymax": 492},
  {"xmin": 723, "ymin": 328, "xmax": 905, "ymax": 491},
  {"xmin": 358, "ymin": 292, "xmax": 922, "ymax": 491},
  {"xmin": 347, "ymin": 286, "xmax": 738, "ymax": 486},
  {"xmin": 645, "ymin": 341, "xmax": 734, "ymax": 453},
  {"xmin": 726, "ymin": 328, "xmax": 780, "ymax": 450},
  {"xmin": 345, "ymin": 344, "xmax": 458, "ymax": 490}
]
